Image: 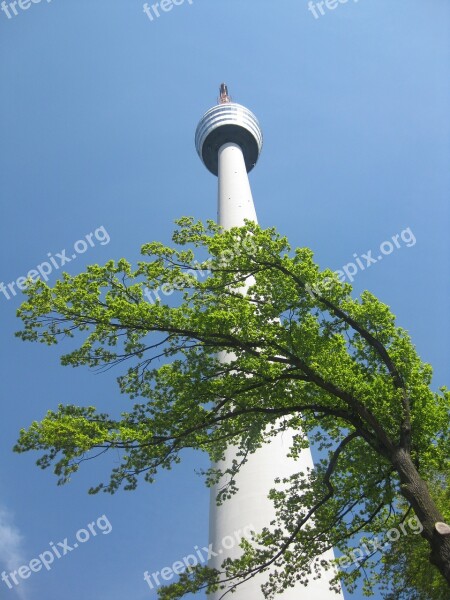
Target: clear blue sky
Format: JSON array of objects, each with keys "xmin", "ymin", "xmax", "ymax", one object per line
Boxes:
[{"xmin": 0, "ymin": 1, "xmax": 449, "ymax": 599}]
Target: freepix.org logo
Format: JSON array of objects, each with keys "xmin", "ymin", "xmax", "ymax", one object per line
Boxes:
[
  {"xmin": 1, "ymin": 515, "xmax": 112, "ymax": 590},
  {"xmin": 0, "ymin": 226, "xmax": 111, "ymax": 302},
  {"xmin": 1, "ymin": 0, "xmax": 53, "ymax": 20},
  {"xmin": 307, "ymin": 0, "xmax": 362, "ymax": 20},
  {"xmin": 143, "ymin": 525, "xmax": 255, "ymax": 591},
  {"xmin": 143, "ymin": 0, "xmax": 194, "ymax": 22}
]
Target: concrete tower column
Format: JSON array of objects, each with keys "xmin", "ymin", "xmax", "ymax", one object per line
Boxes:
[
  {"xmin": 218, "ymin": 142, "xmax": 257, "ymax": 227},
  {"xmin": 195, "ymin": 85, "xmax": 345, "ymax": 600}
]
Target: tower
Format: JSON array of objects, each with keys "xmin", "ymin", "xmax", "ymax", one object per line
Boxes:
[{"xmin": 195, "ymin": 85, "xmax": 344, "ymax": 599}]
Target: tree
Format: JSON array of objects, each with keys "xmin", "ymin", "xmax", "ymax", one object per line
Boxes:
[
  {"xmin": 372, "ymin": 470, "xmax": 450, "ymax": 600},
  {"xmin": 15, "ymin": 218, "xmax": 450, "ymax": 598}
]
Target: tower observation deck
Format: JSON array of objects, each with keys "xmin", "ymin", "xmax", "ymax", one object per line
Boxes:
[{"xmin": 195, "ymin": 83, "xmax": 263, "ymax": 176}]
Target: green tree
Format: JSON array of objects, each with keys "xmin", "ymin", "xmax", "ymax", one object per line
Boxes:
[
  {"xmin": 372, "ymin": 470, "xmax": 450, "ymax": 600},
  {"xmin": 15, "ymin": 219, "xmax": 450, "ymax": 598}
]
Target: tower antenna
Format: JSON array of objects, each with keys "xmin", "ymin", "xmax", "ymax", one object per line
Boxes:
[{"xmin": 218, "ymin": 83, "xmax": 231, "ymax": 104}]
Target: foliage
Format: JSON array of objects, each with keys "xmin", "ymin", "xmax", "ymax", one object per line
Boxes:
[{"xmin": 15, "ymin": 219, "xmax": 450, "ymax": 598}]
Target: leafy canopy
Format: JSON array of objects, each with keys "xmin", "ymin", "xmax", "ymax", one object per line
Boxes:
[{"xmin": 15, "ymin": 219, "xmax": 449, "ymax": 598}]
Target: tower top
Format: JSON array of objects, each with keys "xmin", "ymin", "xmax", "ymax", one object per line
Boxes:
[
  {"xmin": 218, "ymin": 83, "xmax": 231, "ymax": 104},
  {"xmin": 195, "ymin": 85, "xmax": 263, "ymax": 176}
]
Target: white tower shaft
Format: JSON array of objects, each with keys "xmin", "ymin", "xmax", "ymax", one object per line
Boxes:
[
  {"xmin": 195, "ymin": 87, "xmax": 344, "ymax": 600},
  {"xmin": 218, "ymin": 143, "xmax": 257, "ymax": 226},
  {"xmin": 207, "ymin": 141, "xmax": 343, "ymax": 600}
]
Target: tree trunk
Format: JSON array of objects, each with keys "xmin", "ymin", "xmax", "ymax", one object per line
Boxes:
[{"xmin": 391, "ymin": 447, "xmax": 450, "ymax": 585}]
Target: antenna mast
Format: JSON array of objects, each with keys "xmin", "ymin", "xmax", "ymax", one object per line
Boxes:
[{"xmin": 218, "ymin": 83, "xmax": 231, "ymax": 104}]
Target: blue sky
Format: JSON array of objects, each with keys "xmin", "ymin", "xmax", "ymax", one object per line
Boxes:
[{"xmin": 0, "ymin": 1, "xmax": 449, "ymax": 598}]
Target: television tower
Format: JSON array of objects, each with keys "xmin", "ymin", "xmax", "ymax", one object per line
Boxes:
[{"xmin": 195, "ymin": 85, "xmax": 344, "ymax": 599}]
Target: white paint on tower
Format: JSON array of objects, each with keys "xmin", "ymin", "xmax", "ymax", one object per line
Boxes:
[{"xmin": 195, "ymin": 85, "xmax": 345, "ymax": 599}]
